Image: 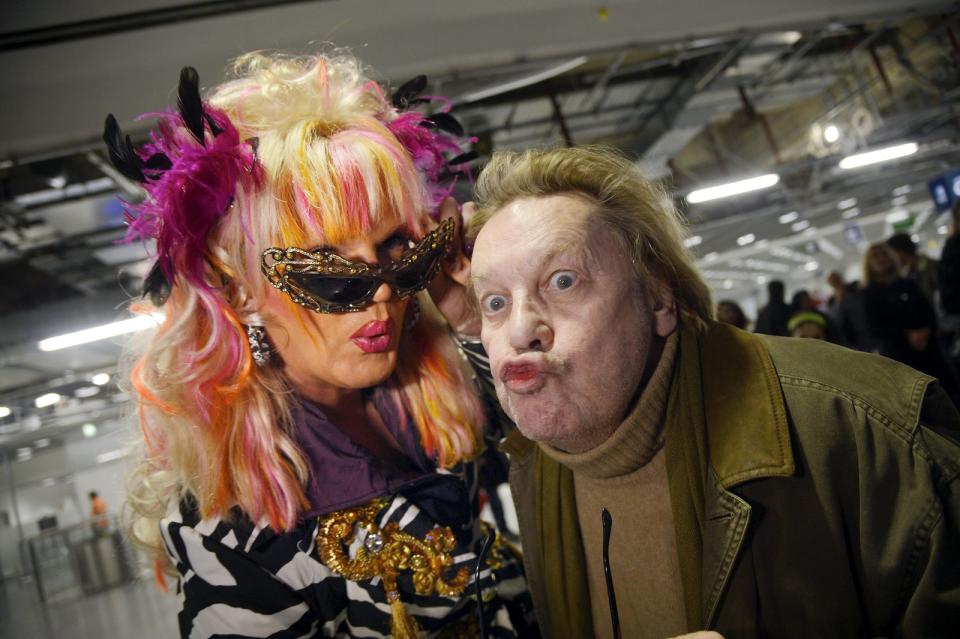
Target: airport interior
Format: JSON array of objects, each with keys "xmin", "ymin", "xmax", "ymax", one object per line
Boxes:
[{"xmin": 2, "ymin": 1, "xmax": 960, "ymax": 637}]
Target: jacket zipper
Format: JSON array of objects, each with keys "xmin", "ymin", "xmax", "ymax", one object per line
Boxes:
[{"xmin": 602, "ymin": 507, "xmax": 621, "ymax": 639}]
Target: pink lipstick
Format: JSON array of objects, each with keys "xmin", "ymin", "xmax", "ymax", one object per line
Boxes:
[{"xmin": 351, "ymin": 319, "xmax": 394, "ymax": 354}]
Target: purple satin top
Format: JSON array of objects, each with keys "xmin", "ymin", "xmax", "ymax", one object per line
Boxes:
[{"xmin": 291, "ymin": 387, "xmax": 436, "ymax": 518}]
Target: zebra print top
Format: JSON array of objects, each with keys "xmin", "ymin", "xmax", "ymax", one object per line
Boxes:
[{"xmin": 160, "ymin": 461, "xmax": 535, "ymax": 638}]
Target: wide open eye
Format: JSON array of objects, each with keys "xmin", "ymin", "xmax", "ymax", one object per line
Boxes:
[
  {"xmin": 482, "ymin": 295, "xmax": 507, "ymax": 314},
  {"xmin": 288, "ymin": 273, "xmax": 379, "ymax": 304},
  {"xmin": 549, "ymin": 271, "xmax": 577, "ymax": 291}
]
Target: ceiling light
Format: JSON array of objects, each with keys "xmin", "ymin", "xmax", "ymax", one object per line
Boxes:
[
  {"xmin": 891, "ymin": 196, "xmax": 909, "ymax": 207},
  {"xmin": 41, "ymin": 477, "xmax": 57, "ymax": 487},
  {"xmin": 837, "ymin": 198, "xmax": 857, "ymax": 209},
  {"xmin": 457, "ymin": 56, "xmax": 589, "ymax": 103},
  {"xmin": 96, "ymin": 449, "xmax": 129, "ymax": 464},
  {"xmin": 0, "ymin": 406, "xmax": 9, "ymax": 419},
  {"xmin": 34, "ymin": 438, "xmax": 51, "ymax": 448},
  {"xmin": 35, "ymin": 393, "xmax": 61, "ymax": 408},
  {"xmin": 756, "ymin": 275, "xmax": 768, "ymax": 285},
  {"xmin": 778, "ymin": 211, "xmax": 799, "ymax": 224},
  {"xmin": 939, "ymin": 225, "xmax": 949, "ymax": 235},
  {"xmin": 91, "ymin": 373, "xmax": 111, "ymax": 386},
  {"xmin": 839, "ymin": 142, "xmax": 918, "ymax": 170},
  {"xmin": 823, "ymin": 124, "xmax": 840, "ymax": 143},
  {"xmin": 737, "ymin": 233, "xmax": 756, "ymax": 246},
  {"xmin": 704, "ymin": 252, "xmax": 720, "ymax": 262},
  {"xmin": 687, "ymin": 174, "xmax": 780, "ymax": 204},
  {"xmin": 82, "ymin": 423, "xmax": 98, "ymax": 438},
  {"xmin": 892, "ymin": 184, "xmax": 911, "ymax": 196},
  {"xmin": 791, "ymin": 220, "xmax": 810, "ymax": 232},
  {"xmin": 887, "ymin": 210, "xmax": 911, "ymax": 224},
  {"xmin": 804, "ymin": 261, "xmax": 819, "ymax": 272},
  {"xmin": 911, "ymin": 234, "xmax": 920, "ymax": 243},
  {"xmin": 722, "ymin": 279, "xmax": 734, "ymax": 289},
  {"xmin": 38, "ymin": 313, "xmax": 163, "ymax": 352},
  {"xmin": 683, "ymin": 235, "xmax": 703, "ymax": 248},
  {"xmin": 16, "ymin": 447, "xmax": 32, "ymax": 461},
  {"xmin": 74, "ymin": 386, "xmax": 100, "ymax": 399},
  {"xmin": 841, "ymin": 208, "xmax": 861, "ymax": 220}
]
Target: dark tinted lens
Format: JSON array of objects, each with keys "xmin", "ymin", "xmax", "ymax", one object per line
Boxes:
[
  {"xmin": 392, "ymin": 250, "xmax": 442, "ymax": 294},
  {"xmin": 290, "ymin": 274, "xmax": 379, "ymax": 304}
]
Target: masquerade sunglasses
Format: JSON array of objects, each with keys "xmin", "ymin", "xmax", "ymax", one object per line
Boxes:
[{"xmin": 261, "ymin": 218, "xmax": 455, "ymax": 313}]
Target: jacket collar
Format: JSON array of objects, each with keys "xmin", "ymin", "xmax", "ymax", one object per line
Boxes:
[{"xmin": 696, "ymin": 320, "xmax": 795, "ymax": 488}]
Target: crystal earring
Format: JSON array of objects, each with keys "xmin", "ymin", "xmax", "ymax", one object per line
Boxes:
[{"xmin": 246, "ymin": 324, "xmax": 272, "ymax": 366}]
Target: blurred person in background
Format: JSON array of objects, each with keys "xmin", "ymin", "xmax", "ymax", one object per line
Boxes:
[
  {"xmin": 89, "ymin": 490, "xmax": 108, "ymax": 533},
  {"xmin": 787, "ymin": 311, "xmax": 828, "ymax": 340},
  {"xmin": 716, "ymin": 300, "xmax": 749, "ymax": 330},
  {"xmin": 753, "ymin": 280, "xmax": 790, "ymax": 336},
  {"xmin": 110, "ymin": 51, "xmax": 533, "ymax": 638},
  {"xmin": 826, "ymin": 270, "xmax": 875, "ymax": 352},
  {"xmin": 862, "ymin": 242, "xmax": 959, "ymax": 406},
  {"xmin": 887, "ymin": 232, "xmax": 939, "ymax": 306},
  {"xmin": 939, "ymin": 201, "xmax": 960, "ymax": 375},
  {"xmin": 790, "ymin": 289, "xmax": 839, "ymax": 343}
]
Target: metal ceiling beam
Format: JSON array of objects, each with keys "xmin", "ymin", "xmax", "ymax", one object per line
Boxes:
[{"xmin": 0, "ymin": 0, "xmax": 327, "ymax": 52}]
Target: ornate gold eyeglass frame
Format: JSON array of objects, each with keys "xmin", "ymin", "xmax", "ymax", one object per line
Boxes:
[{"xmin": 261, "ymin": 218, "xmax": 455, "ymax": 313}]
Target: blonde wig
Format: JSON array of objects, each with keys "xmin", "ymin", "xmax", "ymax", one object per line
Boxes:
[{"xmin": 124, "ymin": 51, "xmax": 484, "ymax": 569}]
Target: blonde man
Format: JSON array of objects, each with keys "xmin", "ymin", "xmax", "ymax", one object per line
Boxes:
[{"xmin": 463, "ymin": 146, "xmax": 960, "ymax": 638}]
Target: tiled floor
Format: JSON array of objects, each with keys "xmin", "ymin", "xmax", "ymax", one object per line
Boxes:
[{"xmin": 1, "ymin": 575, "xmax": 180, "ymax": 639}]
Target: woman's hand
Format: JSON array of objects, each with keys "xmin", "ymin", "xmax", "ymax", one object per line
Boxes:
[{"xmin": 427, "ymin": 197, "xmax": 481, "ymax": 338}]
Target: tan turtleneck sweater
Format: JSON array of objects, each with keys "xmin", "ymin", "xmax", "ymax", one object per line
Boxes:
[{"xmin": 542, "ymin": 332, "xmax": 685, "ymax": 639}]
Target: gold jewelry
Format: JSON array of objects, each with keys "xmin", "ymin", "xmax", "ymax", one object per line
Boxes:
[{"xmin": 316, "ymin": 498, "xmax": 470, "ymax": 638}]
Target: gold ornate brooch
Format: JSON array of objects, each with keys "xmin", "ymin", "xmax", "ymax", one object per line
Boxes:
[{"xmin": 316, "ymin": 498, "xmax": 470, "ymax": 638}]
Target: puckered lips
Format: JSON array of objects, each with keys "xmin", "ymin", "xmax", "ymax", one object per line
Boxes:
[
  {"xmin": 350, "ymin": 318, "xmax": 394, "ymax": 354},
  {"xmin": 499, "ymin": 358, "xmax": 548, "ymax": 393}
]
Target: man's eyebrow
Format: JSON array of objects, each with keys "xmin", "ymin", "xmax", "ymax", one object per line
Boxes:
[{"xmin": 539, "ymin": 235, "xmax": 595, "ymax": 266}]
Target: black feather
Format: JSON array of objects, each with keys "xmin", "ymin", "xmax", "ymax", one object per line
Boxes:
[
  {"xmin": 448, "ymin": 151, "xmax": 477, "ymax": 165},
  {"xmin": 423, "ymin": 112, "xmax": 464, "ymax": 136},
  {"xmin": 103, "ymin": 114, "xmax": 145, "ymax": 182},
  {"xmin": 143, "ymin": 153, "xmax": 172, "ymax": 171},
  {"xmin": 204, "ymin": 113, "xmax": 223, "ymax": 137},
  {"xmin": 392, "ymin": 75, "xmax": 427, "ymax": 109},
  {"xmin": 142, "ymin": 262, "xmax": 171, "ymax": 306},
  {"xmin": 177, "ymin": 66, "xmax": 205, "ymax": 146}
]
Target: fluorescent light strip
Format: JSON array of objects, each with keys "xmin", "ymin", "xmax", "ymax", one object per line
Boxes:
[
  {"xmin": 458, "ymin": 56, "xmax": 589, "ymax": 103},
  {"xmin": 778, "ymin": 211, "xmax": 799, "ymax": 224},
  {"xmin": 38, "ymin": 314, "xmax": 163, "ymax": 352},
  {"xmin": 35, "ymin": 393, "xmax": 60, "ymax": 408},
  {"xmin": 687, "ymin": 174, "xmax": 780, "ymax": 204},
  {"xmin": 839, "ymin": 142, "xmax": 918, "ymax": 170}
]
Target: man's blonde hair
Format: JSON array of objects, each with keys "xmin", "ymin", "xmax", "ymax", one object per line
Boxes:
[{"xmin": 470, "ymin": 145, "xmax": 714, "ymax": 324}]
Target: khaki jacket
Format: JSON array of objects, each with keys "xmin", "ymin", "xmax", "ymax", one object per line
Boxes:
[{"xmin": 502, "ymin": 321, "xmax": 960, "ymax": 638}]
